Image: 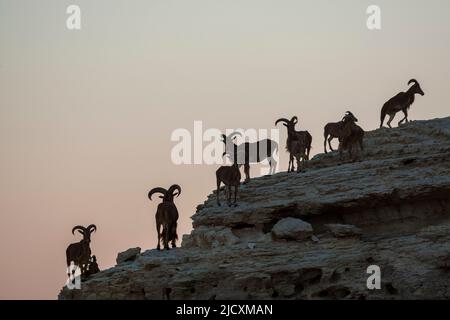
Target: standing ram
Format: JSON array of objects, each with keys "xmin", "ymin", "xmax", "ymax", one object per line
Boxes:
[
  {"xmin": 216, "ymin": 158, "xmax": 241, "ymax": 207},
  {"xmin": 323, "ymin": 118, "xmax": 347, "ymax": 154},
  {"xmin": 66, "ymin": 224, "xmax": 97, "ymax": 277},
  {"xmin": 380, "ymin": 79, "xmax": 425, "ymax": 128},
  {"xmin": 275, "ymin": 116, "xmax": 312, "ymax": 172},
  {"xmin": 148, "ymin": 184, "xmax": 181, "ymax": 250},
  {"xmin": 221, "ymin": 132, "xmax": 278, "ymax": 183},
  {"xmin": 339, "ymin": 111, "xmax": 364, "ymax": 160}
]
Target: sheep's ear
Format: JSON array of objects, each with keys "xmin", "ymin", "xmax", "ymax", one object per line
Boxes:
[
  {"xmin": 159, "ymin": 195, "xmax": 164, "ymax": 199},
  {"xmin": 283, "ymin": 123, "xmax": 287, "ymax": 127},
  {"xmin": 77, "ymin": 230, "xmax": 84, "ymax": 235}
]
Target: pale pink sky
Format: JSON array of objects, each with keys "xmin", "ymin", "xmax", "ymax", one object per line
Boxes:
[{"xmin": 1, "ymin": 0, "xmax": 449, "ymax": 299}]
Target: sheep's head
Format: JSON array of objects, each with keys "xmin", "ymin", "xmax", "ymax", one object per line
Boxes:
[
  {"xmin": 221, "ymin": 131, "xmax": 242, "ymax": 157},
  {"xmin": 148, "ymin": 184, "xmax": 181, "ymax": 202},
  {"xmin": 72, "ymin": 224, "xmax": 97, "ymax": 243},
  {"xmin": 343, "ymin": 111, "xmax": 358, "ymax": 123},
  {"xmin": 275, "ymin": 116, "xmax": 298, "ymax": 134},
  {"xmin": 408, "ymin": 79, "xmax": 424, "ymax": 96}
]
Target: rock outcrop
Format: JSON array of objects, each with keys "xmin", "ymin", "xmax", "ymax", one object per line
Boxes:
[
  {"xmin": 116, "ymin": 247, "xmax": 141, "ymax": 265},
  {"xmin": 59, "ymin": 117, "xmax": 450, "ymax": 300}
]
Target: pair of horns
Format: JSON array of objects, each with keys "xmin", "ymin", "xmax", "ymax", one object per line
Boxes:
[
  {"xmin": 342, "ymin": 111, "xmax": 356, "ymax": 121},
  {"xmin": 222, "ymin": 131, "xmax": 242, "ymax": 140},
  {"xmin": 275, "ymin": 116, "xmax": 298, "ymax": 126},
  {"xmin": 72, "ymin": 224, "xmax": 97, "ymax": 235},
  {"xmin": 148, "ymin": 184, "xmax": 182, "ymax": 200}
]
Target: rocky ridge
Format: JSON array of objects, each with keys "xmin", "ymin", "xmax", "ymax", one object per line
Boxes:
[{"xmin": 59, "ymin": 117, "xmax": 450, "ymax": 300}]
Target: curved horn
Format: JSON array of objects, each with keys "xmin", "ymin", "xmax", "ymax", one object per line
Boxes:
[
  {"xmin": 72, "ymin": 225, "xmax": 86, "ymax": 235},
  {"xmin": 275, "ymin": 118, "xmax": 290, "ymax": 126},
  {"xmin": 345, "ymin": 111, "xmax": 355, "ymax": 117},
  {"xmin": 227, "ymin": 131, "xmax": 242, "ymax": 140},
  {"xmin": 148, "ymin": 187, "xmax": 167, "ymax": 200},
  {"xmin": 86, "ymin": 224, "xmax": 97, "ymax": 233},
  {"xmin": 291, "ymin": 116, "xmax": 298, "ymax": 124},
  {"xmin": 408, "ymin": 79, "xmax": 418, "ymax": 86},
  {"xmin": 168, "ymin": 184, "xmax": 181, "ymax": 197}
]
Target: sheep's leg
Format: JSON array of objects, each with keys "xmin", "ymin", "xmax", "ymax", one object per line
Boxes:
[
  {"xmin": 233, "ymin": 185, "xmax": 238, "ymax": 206},
  {"xmin": 386, "ymin": 113, "xmax": 395, "ymax": 128},
  {"xmin": 80, "ymin": 263, "xmax": 86, "ymax": 278},
  {"xmin": 244, "ymin": 164, "xmax": 250, "ymax": 183},
  {"xmin": 296, "ymin": 156, "xmax": 301, "ymax": 173},
  {"xmin": 156, "ymin": 222, "xmax": 161, "ymax": 250},
  {"xmin": 328, "ymin": 137, "xmax": 334, "ymax": 152},
  {"xmin": 171, "ymin": 223, "xmax": 177, "ymax": 248},
  {"xmin": 288, "ymin": 153, "xmax": 294, "ymax": 172},
  {"xmin": 324, "ymin": 135, "xmax": 328, "ymax": 154},
  {"xmin": 163, "ymin": 225, "xmax": 170, "ymax": 250},
  {"xmin": 216, "ymin": 180, "xmax": 221, "ymax": 206},
  {"xmin": 398, "ymin": 109, "xmax": 408, "ymax": 125},
  {"xmin": 269, "ymin": 157, "xmax": 276, "ymax": 175},
  {"xmin": 227, "ymin": 185, "xmax": 232, "ymax": 206}
]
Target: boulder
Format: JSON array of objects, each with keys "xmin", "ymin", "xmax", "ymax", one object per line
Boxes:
[
  {"xmin": 183, "ymin": 226, "xmax": 240, "ymax": 248},
  {"xmin": 271, "ymin": 218, "xmax": 313, "ymax": 241},
  {"xmin": 116, "ymin": 247, "xmax": 141, "ymax": 265}
]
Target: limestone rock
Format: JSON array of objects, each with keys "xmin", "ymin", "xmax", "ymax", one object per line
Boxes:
[
  {"xmin": 182, "ymin": 226, "xmax": 240, "ymax": 248},
  {"xmin": 272, "ymin": 218, "xmax": 313, "ymax": 241},
  {"xmin": 58, "ymin": 117, "xmax": 450, "ymax": 300},
  {"xmin": 116, "ymin": 247, "xmax": 141, "ymax": 265}
]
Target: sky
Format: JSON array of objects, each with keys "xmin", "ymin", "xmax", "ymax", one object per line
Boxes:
[{"xmin": 0, "ymin": 0, "xmax": 449, "ymax": 299}]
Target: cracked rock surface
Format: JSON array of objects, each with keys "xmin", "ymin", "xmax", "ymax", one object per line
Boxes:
[{"xmin": 59, "ymin": 117, "xmax": 450, "ymax": 300}]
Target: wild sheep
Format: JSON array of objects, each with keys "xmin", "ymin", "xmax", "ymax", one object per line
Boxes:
[
  {"xmin": 339, "ymin": 111, "xmax": 364, "ymax": 160},
  {"xmin": 66, "ymin": 224, "xmax": 97, "ymax": 277},
  {"xmin": 148, "ymin": 184, "xmax": 181, "ymax": 250},
  {"xmin": 216, "ymin": 161, "xmax": 241, "ymax": 207},
  {"xmin": 323, "ymin": 119, "xmax": 347, "ymax": 154},
  {"xmin": 275, "ymin": 116, "xmax": 311, "ymax": 172},
  {"xmin": 221, "ymin": 132, "xmax": 278, "ymax": 183},
  {"xmin": 380, "ymin": 79, "xmax": 425, "ymax": 128}
]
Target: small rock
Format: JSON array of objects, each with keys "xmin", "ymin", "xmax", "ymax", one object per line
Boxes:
[
  {"xmin": 311, "ymin": 235, "xmax": 320, "ymax": 243},
  {"xmin": 248, "ymin": 242, "xmax": 256, "ymax": 249},
  {"xmin": 116, "ymin": 247, "xmax": 141, "ymax": 265},
  {"xmin": 271, "ymin": 218, "xmax": 313, "ymax": 241},
  {"xmin": 325, "ymin": 224, "xmax": 362, "ymax": 238}
]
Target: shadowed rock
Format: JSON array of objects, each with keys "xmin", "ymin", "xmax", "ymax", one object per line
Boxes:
[{"xmin": 59, "ymin": 117, "xmax": 450, "ymax": 300}]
